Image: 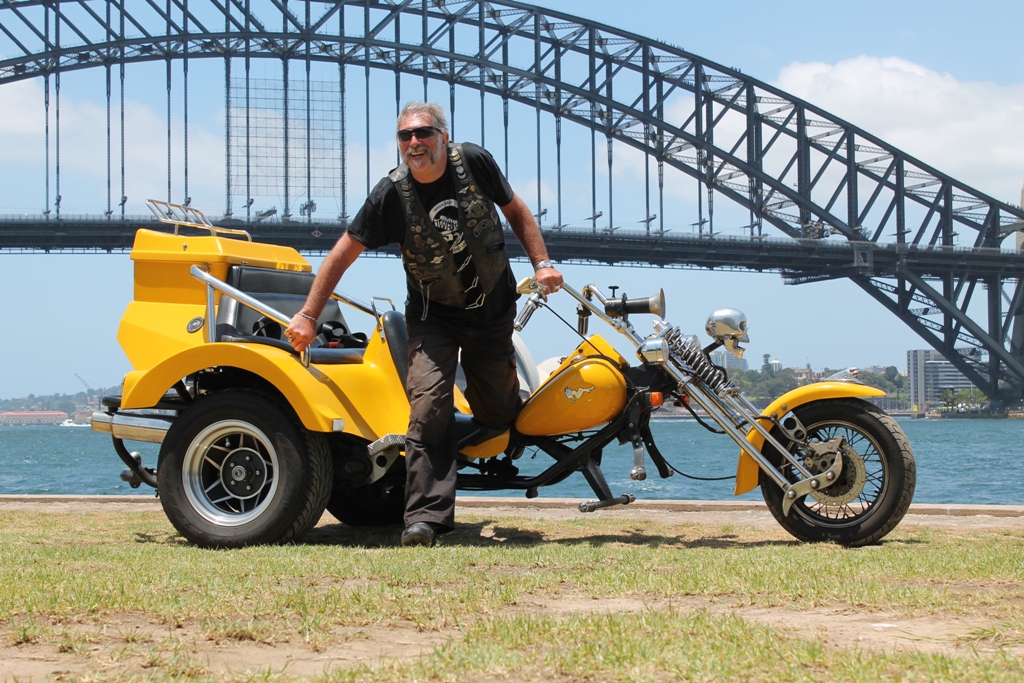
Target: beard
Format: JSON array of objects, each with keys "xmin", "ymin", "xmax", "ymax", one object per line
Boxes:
[{"xmin": 403, "ymin": 144, "xmax": 439, "ymax": 166}]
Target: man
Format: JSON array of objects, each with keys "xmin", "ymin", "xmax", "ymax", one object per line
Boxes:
[{"xmin": 286, "ymin": 101, "xmax": 563, "ymax": 547}]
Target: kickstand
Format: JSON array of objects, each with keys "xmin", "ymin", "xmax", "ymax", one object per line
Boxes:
[{"xmin": 578, "ymin": 453, "xmax": 635, "ymax": 513}]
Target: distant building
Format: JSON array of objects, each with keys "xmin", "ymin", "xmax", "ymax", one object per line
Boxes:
[
  {"xmin": 906, "ymin": 349, "xmax": 977, "ymax": 411},
  {"xmin": 792, "ymin": 367, "xmax": 820, "ymax": 383},
  {"xmin": 710, "ymin": 348, "xmax": 749, "ymax": 371},
  {"xmin": 0, "ymin": 410, "xmax": 68, "ymax": 425},
  {"xmin": 769, "ymin": 359, "xmax": 782, "ymax": 373}
]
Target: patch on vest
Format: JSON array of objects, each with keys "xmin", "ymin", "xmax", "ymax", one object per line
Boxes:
[{"xmin": 429, "ymin": 198, "xmax": 467, "ymax": 255}]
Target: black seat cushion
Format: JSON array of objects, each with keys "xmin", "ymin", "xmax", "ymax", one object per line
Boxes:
[
  {"xmin": 454, "ymin": 413, "xmax": 508, "ymax": 448},
  {"xmin": 219, "ymin": 335, "xmax": 365, "ymax": 364},
  {"xmin": 216, "ymin": 265, "xmax": 361, "ymax": 347},
  {"xmin": 381, "ymin": 310, "xmax": 409, "ymax": 388}
]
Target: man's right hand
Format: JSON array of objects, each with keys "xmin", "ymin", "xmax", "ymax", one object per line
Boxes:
[{"xmin": 286, "ymin": 313, "xmax": 317, "ymax": 352}]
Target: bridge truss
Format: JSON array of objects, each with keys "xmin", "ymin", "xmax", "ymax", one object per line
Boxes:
[{"xmin": 2, "ymin": 0, "xmax": 1024, "ymax": 400}]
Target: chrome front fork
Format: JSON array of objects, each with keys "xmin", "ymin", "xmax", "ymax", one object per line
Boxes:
[
  {"xmin": 664, "ymin": 366, "xmax": 843, "ymax": 516},
  {"xmin": 550, "ymin": 281, "xmax": 841, "ymax": 516}
]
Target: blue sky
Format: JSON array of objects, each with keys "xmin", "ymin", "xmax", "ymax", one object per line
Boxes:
[{"xmin": 1, "ymin": 0, "xmax": 1023, "ymax": 398}]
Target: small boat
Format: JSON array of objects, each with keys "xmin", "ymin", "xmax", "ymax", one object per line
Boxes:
[{"xmin": 59, "ymin": 418, "xmax": 90, "ymax": 427}]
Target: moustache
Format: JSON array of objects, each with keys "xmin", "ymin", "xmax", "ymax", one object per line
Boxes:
[{"xmin": 403, "ymin": 145, "xmax": 437, "ymax": 164}]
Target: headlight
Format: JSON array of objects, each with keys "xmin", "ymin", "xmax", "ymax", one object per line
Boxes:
[{"xmin": 637, "ymin": 337, "xmax": 669, "ymax": 365}]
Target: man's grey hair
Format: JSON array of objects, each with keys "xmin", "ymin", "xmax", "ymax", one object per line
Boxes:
[{"xmin": 397, "ymin": 102, "xmax": 449, "ymax": 136}]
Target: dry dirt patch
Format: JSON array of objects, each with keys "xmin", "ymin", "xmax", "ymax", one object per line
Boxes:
[
  {"xmin": 520, "ymin": 595, "xmax": 1020, "ymax": 656},
  {"xmin": 2, "ymin": 600, "xmax": 1018, "ymax": 681},
  {"xmin": 0, "ymin": 617, "xmax": 452, "ymax": 681}
]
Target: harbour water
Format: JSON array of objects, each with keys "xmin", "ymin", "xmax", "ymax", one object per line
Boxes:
[{"xmin": 1, "ymin": 417, "xmax": 1021, "ymax": 505}]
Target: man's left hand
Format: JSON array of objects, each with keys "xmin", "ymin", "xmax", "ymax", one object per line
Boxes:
[{"xmin": 535, "ymin": 266, "xmax": 563, "ymax": 297}]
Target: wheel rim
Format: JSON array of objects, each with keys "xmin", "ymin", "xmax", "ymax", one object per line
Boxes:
[
  {"xmin": 182, "ymin": 420, "xmax": 279, "ymax": 526},
  {"xmin": 788, "ymin": 420, "xmax": 887, "ymax": 528}
]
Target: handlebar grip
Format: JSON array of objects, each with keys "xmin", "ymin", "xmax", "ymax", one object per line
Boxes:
[{"xmin": 514, "ymin": 294, "xmax": 542, "ymax": 331}]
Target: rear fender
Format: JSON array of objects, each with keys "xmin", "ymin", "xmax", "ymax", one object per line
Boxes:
[
  {"xmin": 120, "ymin": 337, "xmax": 408, "ymax": 440},
  {"xmin": 734, "ymin": 382, "xmax": 886, "ymax": 495}
]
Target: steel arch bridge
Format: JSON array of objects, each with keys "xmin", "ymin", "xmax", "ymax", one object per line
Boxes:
[{"xmin": 2, "ymin": 0, "xmax": 1024, "ymax": 401}]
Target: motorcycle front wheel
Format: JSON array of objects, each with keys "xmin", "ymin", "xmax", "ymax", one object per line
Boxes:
[{"xmin": 759, "ymin": 398, "xmax": 916, "ymax": 547}]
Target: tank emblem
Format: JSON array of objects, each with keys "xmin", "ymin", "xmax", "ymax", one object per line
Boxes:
[{"xmin": 564, "ymin": 385, "xmax": 595, "ymax": 403}]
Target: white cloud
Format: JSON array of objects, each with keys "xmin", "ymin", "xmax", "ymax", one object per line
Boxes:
[
  {"xmin": 774, "ymin": 56, "xmax": 1024, "ymax": 204},
  {"xmin": 0, "ymin": 79, "xmax": 225, "ymax": 214}
]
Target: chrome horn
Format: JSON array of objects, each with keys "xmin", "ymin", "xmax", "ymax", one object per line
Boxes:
[
  {"xmin": 604, "ymin": 289, "xmax": 666, "ymax": 319},
  {"xmin": 706, "ymin": 308, "xmax": 749, "ymax": 358}
]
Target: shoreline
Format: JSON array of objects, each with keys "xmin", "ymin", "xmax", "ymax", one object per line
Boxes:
[{"xmin": 1, "ymin": 494, "xmax": 1021, "ymax": 519}]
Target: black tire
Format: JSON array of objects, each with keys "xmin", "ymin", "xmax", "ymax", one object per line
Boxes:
[
  {"xmin": 759, "ymin": 398, "xmax": 916, "ymax": 547},
  {"xmin": 157, "ymin": 390, "xmax": 333, "ymax": 548},
  {"xmin": 326, "ymin": 478, "xmax": 406, "ymax": 526}
]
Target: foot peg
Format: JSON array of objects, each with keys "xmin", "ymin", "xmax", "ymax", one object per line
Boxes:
[{"xmin": 579, "ymin": 493, "xmax": 635, "ymax": 513}]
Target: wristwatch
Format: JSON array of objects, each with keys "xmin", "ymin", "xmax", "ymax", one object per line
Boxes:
[{"xmin": 533, "ymin": 259, "xmax": 554, "ymax": 271}]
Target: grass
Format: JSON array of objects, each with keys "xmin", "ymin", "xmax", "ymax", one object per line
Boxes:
[{"xmin": 0, "ymin": 507, "xmax": 1022, "ymax": 682}]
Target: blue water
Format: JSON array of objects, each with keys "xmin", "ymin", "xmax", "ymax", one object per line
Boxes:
[{"xmin": 1, "ymin": 418, "xmax": 1022, "ymax": 505}]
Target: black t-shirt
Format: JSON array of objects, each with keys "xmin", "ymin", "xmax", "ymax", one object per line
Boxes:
[{"xmin": 347, "ymin": 143, "xmax": 519, "ymax": 323}]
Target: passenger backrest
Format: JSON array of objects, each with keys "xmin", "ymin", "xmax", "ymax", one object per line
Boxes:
[
  {"xmin": 381, "ymin": 310, "xmax": 409, "ymax": 388},
  {"xmin": 215, "ymin": 265, "xmax": 350, "ymax": 340}
]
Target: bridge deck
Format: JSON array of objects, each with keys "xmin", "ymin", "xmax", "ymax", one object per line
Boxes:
[{"xmin": 2, "ymin": 216, "xmax": 1020, "ymax": 281}]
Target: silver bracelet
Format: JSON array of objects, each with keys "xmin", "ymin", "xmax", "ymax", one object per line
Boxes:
[
  {"xmin": 298, "ymin": 312, "xmax": 318, "ymax": 324},
  {"xmin": 533, "ymin": 259, "xmax": 554, "ymax": 271}
]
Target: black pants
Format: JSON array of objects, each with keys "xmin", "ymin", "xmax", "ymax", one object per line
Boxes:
[{"xmin": 403, "ymin": 306, "xmax": 520, "ymax": 530}]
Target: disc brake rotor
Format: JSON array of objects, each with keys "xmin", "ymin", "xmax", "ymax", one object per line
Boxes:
[{"xmin": 807, "ymin": 443, "xmax": 867, "ymax": 506}]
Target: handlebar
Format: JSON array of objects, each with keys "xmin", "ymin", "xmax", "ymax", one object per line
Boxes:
[
  {"xmin": 514, "ymin": 275, "xmax": 648, "ymax": 349},
  {"xmin": 514, "ymin": 293, "xmax": 544, "ymax": 331}
]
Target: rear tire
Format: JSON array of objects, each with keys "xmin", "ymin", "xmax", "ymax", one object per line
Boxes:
[
  {"xmin": 759, "ymin": 398, "xmax": 915, "ymax": 547},
  {"xmin": 158, "ymin": 390, "xmax": 333, "ymax": 548}
]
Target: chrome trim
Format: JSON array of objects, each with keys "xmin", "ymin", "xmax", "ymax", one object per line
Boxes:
[
  {"xmin": 637, "ymin": 337, "xmax": 669, "ymax": 365},
  {"xmin": 367, "ymin": 434, "xmax": 404, "ymax": 484},
  {"xmin": 90, "ymin": 411, "xmax": 174, "ymax": 444},
  {"xmin": 370, "ymin": 297, "xmax": 396, "ymax": 340},
  {"xmin": 147, "ymin": 199, "xmax": 252, "ymax": 240},
  {"xmin": 189, "ymin": 264, "xmax": 312, "ymax": 367},
  {"xmin": 825, "ymin": 367, "xmax": 863, "ymax": 382},
  {"xmin": 706, "ymin": 308, "xmax": 749, "ymax": 358},
  {"xmin": 205, "ymin": 266, "xmax": 217, "ymax": 344},
  {"xmin": 330, "ymin": 291, "xmax": 374, "ymax": 316}
]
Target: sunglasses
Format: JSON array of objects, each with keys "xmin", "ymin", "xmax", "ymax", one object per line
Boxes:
[{"xmin": 397, "ymin": 126, "xmax": 438, "ymax": 142}]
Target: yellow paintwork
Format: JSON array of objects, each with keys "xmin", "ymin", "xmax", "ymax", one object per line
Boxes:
[
  {"xmin": 733, "ymin": 382, "xmax": 886, "ymax": 495},
  {"xmin": 120, "ymin": 327, "xmax": 409, "ymax": 439},
  {"xmin": 516, "ymin": 334, "xmax": 628, "ymax": 436},
  {"xmin": 117, "ymin": 228, "xmax": 409, "ymax": 440},
  {"xmin": 130, "ymin": 229, "xmax": 309, "ymax": 305},
  {"xmin": 460, "ymin": 430, "xmax": 510, "ymax": 459},
  {"xmin": 454, "ymin": 386, "xmax": 472, "ymax": 414},
  {"xmin": 118, "ymin": 301, "xmax": 208, "ymax": 371}
]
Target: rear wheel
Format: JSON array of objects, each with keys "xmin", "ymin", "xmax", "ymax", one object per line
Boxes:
[
  {"xmin": 759, "ymin": 398, "xmax": 915, "ymax": 547},
  {"xmin": 158, "ymin": 390, "xmax": 332, "ymax": 548}
]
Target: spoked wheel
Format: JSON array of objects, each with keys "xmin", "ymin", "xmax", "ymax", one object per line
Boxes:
[
  {"xmin": 158, "ymin": 390, "xmax": 333, "ymax": 548},
  {"xmin": 759, "ymin": 398, "xmax": 915, "ymax": 547}
]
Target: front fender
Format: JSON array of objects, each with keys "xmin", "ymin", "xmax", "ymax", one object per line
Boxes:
[
  {"xmin": 734, "ymin": 382, "xmax": 886, "ymax": 495},
  {"xmin": 120, "ymin": 342, "xmax": 407, "ymax": 439}
]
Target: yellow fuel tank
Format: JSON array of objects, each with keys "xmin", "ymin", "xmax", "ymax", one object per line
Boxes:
[{"xmin": 516, "ymin": 344, "xmax": 628, "ymax": 436}]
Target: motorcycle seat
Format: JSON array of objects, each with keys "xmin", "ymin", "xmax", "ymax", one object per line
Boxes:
[
  {"xmin": 454, "ymin": 412, "xmax": 509, "ymax": 448},
  {"xmin": 217, "ymin": 333, "xmax": 365, "ymax": 364},
  {"xmin": 215, "ymin": 265, "xmax": 364, "ymax": 348}
]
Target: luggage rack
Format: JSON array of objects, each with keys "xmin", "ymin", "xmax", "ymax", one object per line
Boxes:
[{"xmin": 146, "ymin": 199, "xmax": 252, "ymax": 241}]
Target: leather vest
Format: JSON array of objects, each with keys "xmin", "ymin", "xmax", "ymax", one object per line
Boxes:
[{"xmin": 389, "ymin": 144, "xmax": 509, "ymax": 310}]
